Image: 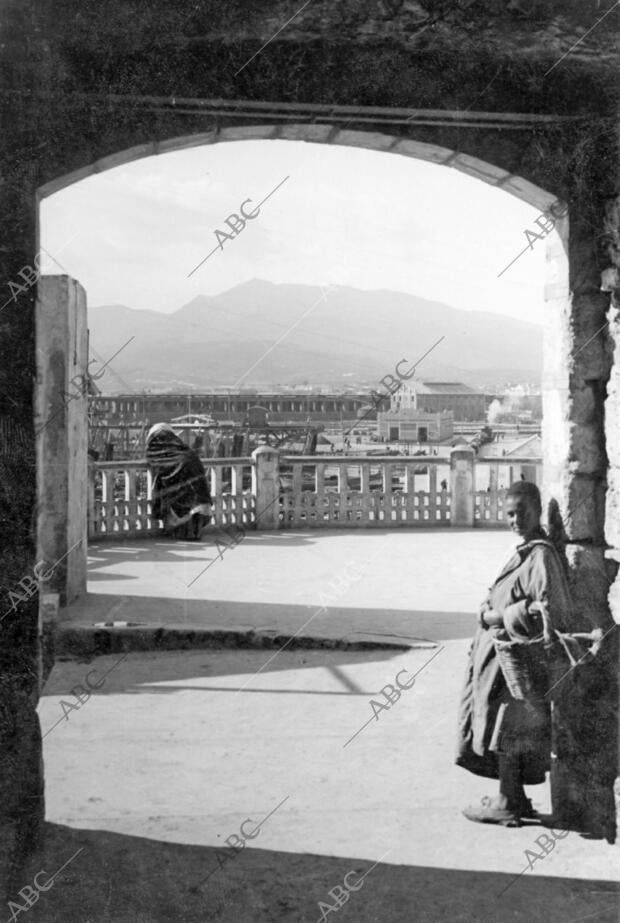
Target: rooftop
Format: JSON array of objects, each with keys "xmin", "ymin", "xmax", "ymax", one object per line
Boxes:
[{"xmin": 417, "ymin": 382, "xmax": 485, "ymax": 395}]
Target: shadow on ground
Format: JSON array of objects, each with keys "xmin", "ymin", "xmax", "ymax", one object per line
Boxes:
[
  {"xmin": 85, "ymin": 531, "xmax": 402, "ymax": 581},
  {"xmin": 62, "ymin": 591, "xmax": 476, "ymax": 647},
  {"xmin": 41, "ymin": 648, "xmax": 401, "ymax": 697},
  {"xmin": 10, "ymin": 822, "xmax": 619, "ymax": 923},
  {"xmin": 87, "ymin": 527, "xmax": 484, "ymax": 564}
]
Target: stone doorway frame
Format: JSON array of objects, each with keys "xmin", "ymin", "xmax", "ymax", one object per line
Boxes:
[{"xmin": 28, "ymin": 120, "xmax": 619, "ymax": 852}]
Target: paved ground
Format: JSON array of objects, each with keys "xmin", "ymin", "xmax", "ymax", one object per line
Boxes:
[
  {"xmin": 26, "ymin": 643, "xmax": 619, "ymax": 923},
  {"xmin": 65, "ymin": 528, "xmax": 519, "ymax": 643},
  {"xmin": 32, "ymin": 529, "xmax": 617, "ymax": 922}
]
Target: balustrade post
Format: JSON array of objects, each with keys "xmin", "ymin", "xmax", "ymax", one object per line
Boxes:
[
  {"xmin": 252, "ymin": 445, "xmax": 280, "ymax": 529},
  {"xmin": 87, "ymin": 462, "xmax": 96, "ymax": 540},
  {"xmin": 450, "ymin": 446, "xmax": 475, "ymax": 527}
]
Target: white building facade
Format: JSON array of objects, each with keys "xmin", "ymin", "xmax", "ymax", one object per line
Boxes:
[{"xmin": 377, "ymin": 384, "xmax": 454, "ymax": 442}]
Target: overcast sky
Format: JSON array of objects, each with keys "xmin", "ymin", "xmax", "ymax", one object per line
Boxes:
[{"xmin": 40, "ymin": 139, "xmax": 555, "ymax": 326}]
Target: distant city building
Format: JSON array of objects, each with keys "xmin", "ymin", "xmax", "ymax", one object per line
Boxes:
[
  {"xmin": 89, "ymin": 390, "xmax": 370, "ymax": 425},
  {"xmin": 377, "ymin": 407, "xmax": 453, "ymax": 443},
  {"xmin": 90, "ymin": 381, "xmax": 497, "ymax": 430},
  {"xmin": 243, "ymin": 405, "xmax": 270, "ymax": 428},
  {"xmin": 477, "ymin": 434, "xmax": 542, "ymax": 487},
  {"xmin": 395, "ymin": 381, "xmax": 494, "ymax": 421}
]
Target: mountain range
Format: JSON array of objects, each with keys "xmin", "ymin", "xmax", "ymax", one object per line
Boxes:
[{"xmin": 86, "ymin": 280, "xmax": 542, "ymax": 392}]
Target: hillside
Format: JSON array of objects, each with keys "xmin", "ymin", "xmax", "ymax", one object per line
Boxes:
[{"xmin": 87, "ymin": 280, "xmax": 542, "ymax": 392}]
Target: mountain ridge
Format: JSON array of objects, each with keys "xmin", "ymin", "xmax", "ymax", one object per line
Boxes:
[{"xmin": 87, "ymin": 280, "xmax": 542, "ymax": 391}]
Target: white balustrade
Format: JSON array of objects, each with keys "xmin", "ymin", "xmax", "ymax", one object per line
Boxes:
[
  {"xmin": 474, "ymin": 456, "xmax": 542, "ymax": 526},
  {"xmin": 88, "ymin": 450, "xmax": 542, "ymax": 539},
  {"xmin": 88, "ymin": 457, "xmax": 255, "ymax": 540},
  {"xmin": 278, "ymin": 455, "xmax": 452, "ymax": 527}
]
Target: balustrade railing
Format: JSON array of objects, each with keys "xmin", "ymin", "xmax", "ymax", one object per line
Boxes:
[
  {"xmin": 88, "ymin": 457, "xmax": 255, "ymax": 540},
  {"xmin": 88, "ymin": 450, "xmax": 542, "ymax": 539},
  {"xmin": 474, "ymin": 456, "xmax": 542, "ymax": 526},
  {"xmin": 278, "ymin": 455, "xmax": 451, "ymax": 527}
]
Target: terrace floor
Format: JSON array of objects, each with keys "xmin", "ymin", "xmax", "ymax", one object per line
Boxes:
[{"xmin": 66, "ymin": 526, "xmax": 520, "ymax": 642}]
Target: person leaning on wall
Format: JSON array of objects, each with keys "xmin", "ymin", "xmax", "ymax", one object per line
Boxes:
[
  {"xmin": 455, "ymin": 481, "xmax": 574, "ymax": 827},
  {"xmin": 146, "ymin": 423, "xmax": 213, "ymax": 541}
]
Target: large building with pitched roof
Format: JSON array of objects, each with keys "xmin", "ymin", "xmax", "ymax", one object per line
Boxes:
[{"xmin": 394, "ymin": 381, "xmax": 496, "ymax": 422}]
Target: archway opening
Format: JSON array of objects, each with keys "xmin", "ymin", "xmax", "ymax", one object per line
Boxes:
[
  {"xmin": 36, "ymin": 130, "xmax": 568, "ymax": 601},
  {"xmin": 32, "ymin": 126, "xmax": 583, "ymax": 902}
]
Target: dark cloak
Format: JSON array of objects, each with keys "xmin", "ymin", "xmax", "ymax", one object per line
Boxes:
[
  {"xmin": 146, "ymin": 424, "xmax": 212, "ymax": 536},
  {"xmin": 455, "ymin": 530, "xmax": 574, "ymax": 783}
]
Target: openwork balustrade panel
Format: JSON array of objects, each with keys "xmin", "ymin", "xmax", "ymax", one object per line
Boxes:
[
  {"xmin": 475, "ymin": 488, "xmax": 508, "ymax": 525},
  {"xmin": 88, "ymin": 453, "xmax": 541, "ymax": 538},
  {"xmin": 89, "ymin": 459, "xmax": 255, "ymax": 539},
  {"xmin": 472, "ymin": 460, "xmax": 536, "ymax": 526},
  {"xmin": 278, "ymin": 459, "xmax": 452, "ymax": 528}
]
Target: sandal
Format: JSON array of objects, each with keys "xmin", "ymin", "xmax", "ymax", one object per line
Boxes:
[{"xmin": 462, "ymin": 795, "xmax": 522, "ymax": 828}]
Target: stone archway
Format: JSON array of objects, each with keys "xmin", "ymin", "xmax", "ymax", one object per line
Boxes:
[
  {"xmin": 32, "ymin": 120, "xmax": 618, "ymax": 848},
  {"xmin": 1, "ymin": 0, "xmax": 618, "ymax": 892},
  {"xmin": 24, "ymin": 112, "xmax": 619, "ymax": 636},
  {"xmin": 36, "ymin": 124, "xmax": 565, "ymax": 214}
]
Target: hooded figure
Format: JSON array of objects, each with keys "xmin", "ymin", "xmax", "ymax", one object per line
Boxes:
[{"xmin": 146, "ymin": 423, "xmax": 212, "ymax": 540}]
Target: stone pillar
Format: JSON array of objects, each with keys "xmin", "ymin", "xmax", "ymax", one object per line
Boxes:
[
  {"xmin": 602, "ymin": 194, "xmax": 620, "ymax": 612},
  {"xmin": 450, "ymin": 446, "xmax": 475, "ymax": 527},
  {"xmin": 602, "ymin": 195, "xmax": 620, "ymax": 840},
  {"xmin": 0, "ymin": 423, "xmax": 44, "ymax": 896},
  {"xmin": 87, "ymin": 462, "xmax": 97, "ymax": 541},
  {"xmin": 543, "ymin": 204, "xmax": 610, "ymax": 623},
  {"xmin": 35, "ymin": 276, "xmax": 88, "ymax": 606},
  {"xmin": 0, "ymin": 180, "xmax": 45, "ymax": 895},
  {"xmin": 543, "ymin": 192, "xmax": 618, "ymax": 840},
  {"xmin": 251, "ymin": 445, "xmax": 280, "ymax": 529}
]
